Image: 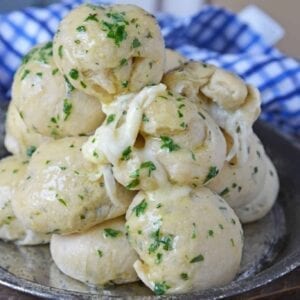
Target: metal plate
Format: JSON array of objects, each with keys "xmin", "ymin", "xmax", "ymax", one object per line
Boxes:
[{"xmin": 0, "ymin": 101, "xmax": 299, "ymax": 299}]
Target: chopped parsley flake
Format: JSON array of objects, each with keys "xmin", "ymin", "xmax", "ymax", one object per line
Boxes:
[
  {"xmin": 190, "ymin": 254, "xmax": 204, "ymax": 263},
  {"xmin": 140, "ymin": 161, "xmax": 156, "ymax": 176},
  {"xmin": 52, "ymin": 68, "xmax": 59, "ymax": 75},
  {"xmin": 208, "ymin": 229, "xmax": 214, "ymax": 237},
  {"xmin": 80, "ymin": 81, "xmax": 87, "ymax": 88},
  {"xmin": 154, "ymin": 281, "xmax": 170, "ymax": 295},
  {"xmin": 106, "ymin": 114, "xmax": 116, "ymax": 125},
  {"xmin": 97, "ymin": 249, "xmax": 103, "ymax": 257},
  {"xmin": 148, "ymin": 229, "xmax": 174, "ymax": 253},
  {"xmin": 63, "ymin": 99, "xmax": 73, "ymax": 121},
  {"xmin": 21, "ymin": 69, "xmax": 30, "ymax": 80},
  {"xmin": 142, "ymin": 113, "xmax": 149, "ymax": 122},
  {"xmin": 126, "ymin": 178, "xmax": 140, "ymax": 189},
  {"xmin": 155, "ymin": 253, "xmax": 163, "ymax": 264},
  {"xmin": 198, "ymin": 111, "xmax": 206, "ymax": 119},
  {"xmin": 160, "ymin": 136, "xmax": 180, "ymax": 152},
  {"xmin": 26, "ymin": 145, "xmax": 37, "ymax": 157},
  {"xmin": 76, "ymin": 25, "xmax": 86, "ymax": 32},
  {"xmin": 192, "ymin": 223, "xmax": 196, "ymax": 239},
  {"xmin": 69, "ymin": 69, "xmax": 79, "ymax": 80},
  {"xmin": 121, "ymin": 80, "xmax": 128, "ymax": 88},
  {"xmin": 230, "ymin": 238, "xmax": 235, "ymax": 247},
  {"xmin": 132, "ymin": 38, "xmax": 141, "ymax": 48},
  {"xmin": 203, "ymin": 166, "xmax": 219, "ymax": 184},
  {"xmin": 231, "ymin": 218, "xmax": 236, "ymax": 225},
  {"xmin": 219, "ymin": 187, "xmax": 229, "ymax": 197},
  {"xmin": 58, "ymin": 198, "xmax": 67, "ymax": 207},
  {"xmin": 120, "ymin": 146, "xmax": 132, "ymax": 161},
  {"xmin": 58, "ymin": 45, "xmax": 63, "ymax": 58},
  {"xmin": 101, "ymin": 12, "xmax": 128, "ymax": 46},
  {"xmin": 85, "ymin": 13, "xmax": 99, "ymax": 22},
  {"xmin": 104, "ymin": 228, "xmax": 122, "ymax": 238},
  {"xmin": 119, "ymin": 58, "xmax": 128, "ymax": 66},
  {"xmin": 253, "ymin": 166, "xmax": 258, "ymax": 174},
  {"xmin": 180, "ymin": 273, "xmax": 189, "ymax": 280},
  {"xmin": 132, "ymin": 199, "xmax": 147, "ymax": 217},
  {"xmin": 219, "ymin": 224, "xmax": 224, "ymax": 230}
]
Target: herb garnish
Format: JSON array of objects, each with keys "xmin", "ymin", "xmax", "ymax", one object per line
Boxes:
[
  {"xmin": 104, "ymin": 228, "xmax": 122, "ymax": 238},
  {"xmin": 160, "ymin": 136, "xmax": 180, "ymax": 152},
  {"xmin": 203, "ymin": 166, "xmax": 219, "ymax": 184},
  {"xmin": 132, "ymin": 199, "xmax": 148, "ymax": 217}
]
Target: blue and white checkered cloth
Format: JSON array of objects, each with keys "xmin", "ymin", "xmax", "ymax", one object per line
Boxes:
[{"xmin": 0, "ymin": 0, "xmax": 299, "ymax": 139}]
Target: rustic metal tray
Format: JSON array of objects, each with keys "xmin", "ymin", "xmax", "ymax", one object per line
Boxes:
[{"xmin": 0, "ymin": 101, "xmax": 299, "ymax": 299}]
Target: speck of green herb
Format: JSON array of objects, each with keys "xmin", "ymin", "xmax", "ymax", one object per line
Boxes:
[
  {"xmin": 101, "ymin": 12, "xmax": 128, "ymax": 46},
  {"xmin": 63, "ymin": 99, "xmax": 73, "ymax": 121},
  {"xmin": 138, "ymin": 229, "xmax": 142, "ymax": 234},
  {"xmin": 155, "ymin": 253, "xmax": 163, "ymax": 264},
  {"xmin": 231, "ymin": 218, "xmax": 236, "ymax": 225},
  {"xmin": 93, "ymin": 151, "xmax": 99, "ymax": 158},
  {"xmin": 126, "ymin": 178, "xmax": 140, "ymax": 190},
  {"xmin": 236, "ymin": 126, "xmax": 241, "ymax": 133},
  {"xmin": 219, "ymin": 187, "xmax": 229, "ymax": 197},
  {"xmin": 230, "ymin": 238, "xmax": 235, "ymax": 247},
  {"xmin": 58, "ymin": 45, "xmax": 63, "ymax": 58},
  {"xmin": 146, "ymin": 31, "xmax": 153, "ymax": 38},
  {"xmin": 156, "ymin": 203, "xmax": 162, "ymax": 209},
  {"xmin": 12, "ymin": 169, "xmax": 19, "ymax": 174},
  {"xmin": 132, "ymin": 199, "xmax": 147, "ymax": 217},
  {"xmin": 197, "ymin": 111, "xmax": 206, "ymax": 119},
  {"xmin": 253, "ymin": 166, "xmax": 258, "ymax": 174},
  {"xmin": 45, "ymin": 160, "xmax": 51, "ymax": 165},
  {"xmin": 21, "ymin": 69, "xmax": 30, "ymax": 80},
  {"xmin": 232, "ymin": 183, "xmax": 237, "ymax": 188},
  {"xmin": 85, "ymin": 13, "xmax": 99, "ymax": 22},
  {"xmin": 69, "ymin": 69, "xmax": 79, "ymax": 80},
  {"xmin": 76, "ymin": 25, "xmax": 86, "ymax": 32},
  {"xmin": 52, "ymin": 68, "xmax": 59, "ymax": 75},
  {"xmin": 238, "ymin": 186, "xmax": 242, "ymax": 192},
  {"xmin": 208, "ymin": 229, "xmax": 214, "ymax": 237},
  {"xmin": 78, "ymin": 194, "xmax": 84, "ymax": 200},
  {"xmin": 160, "ymin": 136, "xmax": 180, "ymax": 152},
  {"xmin": 106, "ymin": 114, "xmax": 116, "ymax": 125},
  {"xmin": 58, "ymin": 198, "xmax": 67, "ymax": 207},
  {"xmin": 120, "ymin": 146, "xmax": 132, "ymax": 161},
  {"xmin": 80, "ymin": 214, "xmax": 86, "ymax": 220},
  {"xmin": 121, "ymin": 80, "xmax": 128, "ymax": 88},
  {"xmin": 64, "ymin": 75, "xmax": 75, "ymax": 92},
  {"xmin": 119, "ymin": 58, "xmax": 128, "ymax": 66},
  {"xmin": 80, "ymin": 81, "xmax": 87, "ymax": 88},
  {"xmin": 140, "ymin": 161, "xmax": 156, "ymax": 176},
  {"xmin": 204, "ymin": 166, "xmax": 219, "ymax": 184},
  {"xmin": 104, "ymin": 228, "xmax": 122, "ymax": 238},
  {"xmin": 26, "ymin": 145, "xmax": 37, "ymax": 157},
  {"xmin": 180, "ymin": 273, "xmax": 189, "ymax": 280},
  {"xmin": 190, "ymin": 254, "xmax": 204, "ymax": 263},
  {"xmin": 142, "ymin": 113, "xmax": 149, "ymax": 122},
  {"xmin": 219, "ymin": 224, "xmax": 224, "ymax": 230},
  {"xmin": 36, "ymin": 72, "xmax": 43, "ymax": 77},
  {"xmin": 59, "ymin": 166, "xmax": 67, "ymax": 171},
  {"xmin": 192, "ymin": 223, "xmax": 196, "ymax": 239},
  {"xmin": 154, "ymin": 281, "xmax": 170, "ymax": 295},
  {"xmin": 132, "ymin": 38, "xmax": 141, "ymax": 48},
  {"xmin": 97, "ymin": 249, "xmax": 103, "ymax": 257}
]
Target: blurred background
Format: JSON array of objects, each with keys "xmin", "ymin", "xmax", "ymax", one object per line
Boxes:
[{"xmin": 0, "ymin": 0, "xmax": 299, "ymax": 58}]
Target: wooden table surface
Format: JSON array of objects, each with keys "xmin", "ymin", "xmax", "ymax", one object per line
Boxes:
[{"xmin": 0, "ymin": 267, "xmax": 299, "ymax": 300}]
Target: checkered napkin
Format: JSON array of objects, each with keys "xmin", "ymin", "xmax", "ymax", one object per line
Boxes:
[{"xmin": 0, "ymin": 0, "xmax": 299, "ymax": 139}]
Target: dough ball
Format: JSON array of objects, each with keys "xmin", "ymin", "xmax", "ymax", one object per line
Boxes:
[
  {"xmin": 201, "ymin": 68, "xmax": 248, "ymax": 110},
  {"xmin": 53, "ymin": 4, "xmax": 165, "ymax": 102},
  {"xmin": 5, "ymin": 102, "xmax": 51, "ymax": 156},
  {"xmin": 164, "ymin": 49, "xmax": 187, "ymax": 73},
  {"xmin": 208, "ymin": 134, "xmax": 267, "ymax": 208},
  {"xmin": 11, "ymin": 42, "xmax": 105, "ymax": 139},
  {"xmin": 0, "ymin": 156, "xmax": 49, "ymax": 244},
  {"xmin": 163, "ymin": 61, "xmax": 261, "ymax": 164},
  {"xmin": 50, "ymin": 217, "xmax": 138, "ymax": 285},
  {"xmin": 12, "ymin": 137, "xmax": 133, "ymax": 235},
  {"xmin": 236, "ymin": 155, "xmax": 279, "ymax": 223},
  {"xmin": 83, "ymin": 84, "xmax": 226, "ymax": 190},
  {"xmin": 126, "ymin": 186, "xmax": 243, "ymax": 295}
]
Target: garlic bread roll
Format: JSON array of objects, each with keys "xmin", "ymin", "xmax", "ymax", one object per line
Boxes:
[
  {"xmin": 163, "ymin": 61, "xmax": 261, "ymax": 164},
  {"xmin": 83, "ymin": 84, "xmax": 226, "ymax": 191},
  {"xmin": 5, "ymin": 102, "xmax": 51, "ymax": 156},
  {"xmin": 235, "ymin": 155, "xmax": 279, "ymax": 223},
  {"xmin": 50, "ymin": 217, "xmax": 138, "ymax": 285},
  {"xmin": 53, "ymin": 4, "xmax": 165, "ymax": 103},
  {"xmin": 0, "ymin": 156, "xmax": 49, "ymax": 244},
  {"xmin": 126, "ymin": 186, "xmax": 243, "ymax": 295},
  {"xmin": 12, "ymin": 137, "xmax": 133, "ymax": 235},
  {"xmin": 11, "ymin": 42, "xmax": 104, "ymax": 140},
  {"xmin": 164, "ymin": 49, "xmax": 187, "ymax": 73},
  {"xmin": 208, "ymin": 134, "xmax": 267, "ymax": 209}
]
